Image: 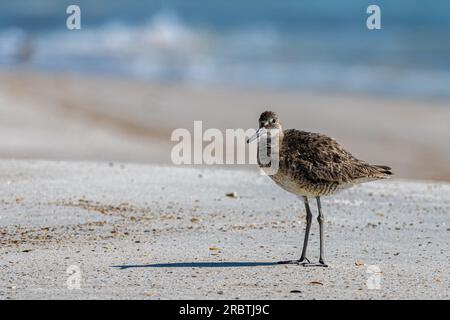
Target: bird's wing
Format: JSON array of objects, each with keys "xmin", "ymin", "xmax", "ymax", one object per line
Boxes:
[{"xmin": 281, "ymin": 130, "xmax": 384, "ymax": 183}]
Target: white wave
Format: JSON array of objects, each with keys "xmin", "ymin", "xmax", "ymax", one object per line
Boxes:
[
  {"xmin": 1, "ymin": 10, "xmax": 450, "ymax": 100},
  {"xmin": 38, "ymin": 11, "xmax": 208, "ymax": 57},
  {"xmin": 0, "ymin": 28, "xmax": 29, "ymax": 62}
]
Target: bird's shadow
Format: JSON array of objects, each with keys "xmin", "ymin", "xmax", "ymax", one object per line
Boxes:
[{"xmin": 112, "ymin": 261, "xmax": 278, "ymax": 270}]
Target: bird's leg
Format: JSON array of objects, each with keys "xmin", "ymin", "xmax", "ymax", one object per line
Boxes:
[
  {"xmin": 278, "ymin": 196, "xmax": 312, "ymax": 265},
  {"xmin": 298, "ymin": 196, "xmax": 313, "ymax": 264},
  {"xmin": 301, "ymin": 197, "xmax": 328, "ymax": 267},
  {"xmin": 302, "ymin": 197, "xmax": 329, "ymax": 267},
  {"xmin": 317, "ymin": 197, "xmax": 325, "ymax": 264}
]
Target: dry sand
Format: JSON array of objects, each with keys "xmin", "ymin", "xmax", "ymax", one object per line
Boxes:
[
  {"xmin": 1, "ymin": 71, "xmax": 450, "ymax": 181},
  {"xmin": 0, "ymin": 160, "xmax": 449, "ymax": 299}
]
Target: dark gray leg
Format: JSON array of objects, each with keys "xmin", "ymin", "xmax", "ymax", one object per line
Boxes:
[
  {"xmin": 299, "ymin": 197, "xmax": 328, "ymax": 267},
  {"xmin": 316, "ymin": 197, "xmax": 327, "ymax": 267},
  {"xmin": 278, "ymin": 196, "xmax": 312, "ymax": 265},
  {"xmin": 299, "ymin": 196, "xmax": 312, "ymax": 263}
]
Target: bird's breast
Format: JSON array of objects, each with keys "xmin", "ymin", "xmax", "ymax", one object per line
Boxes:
[{"xmin": 269, "ymin": 171, "xmax": 317, "ymax": 197}]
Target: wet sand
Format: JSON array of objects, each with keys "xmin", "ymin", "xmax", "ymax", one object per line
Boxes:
[
  {"xmin": 0, "ymin": 160, "xmax": 449, "ymax": 299},
  {"xmin": 1, "ymin": 71, "xmax": 450, "ymax": 181}
]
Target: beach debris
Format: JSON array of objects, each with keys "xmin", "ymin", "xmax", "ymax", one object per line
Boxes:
[
  {"xmin": 209, "ymin": 247, "xmax": 222, "ymax": 256},
  {"xmin": 190, "ymin": 217, "xmax": 201, "ymax": 223},
  {"xmin": 290, "ymin": 290, "xmax": 302, "ymax": 293},
  {"xmin": 226, "ymin": 192, "xmax": 238, "ymax": 199},
  {"xmin": 355, "ymin": 261, "xmax": 365, "ymax": 266},
  {"xmin": 309, "ymin": 281, "xmax": 324, "ymax": 286}
]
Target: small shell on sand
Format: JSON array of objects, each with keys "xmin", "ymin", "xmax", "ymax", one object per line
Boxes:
[{"xmin": 226, "ymin": 192, "xmax": 238, "ymax": 198}]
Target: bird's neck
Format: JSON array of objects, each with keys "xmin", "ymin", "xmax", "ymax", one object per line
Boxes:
[{"xmin": 257, "ymin": 130, "xmax": 283, "ymax": 168}]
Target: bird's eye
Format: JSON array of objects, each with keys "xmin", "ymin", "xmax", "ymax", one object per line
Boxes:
[{"xmin": 271, "ymin": 118, "xmax": 276, "ymax": 123}]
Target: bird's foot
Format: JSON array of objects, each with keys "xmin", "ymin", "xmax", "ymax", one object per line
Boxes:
[
  {"xmin": 277, "ymin": 257, "xmax": 311, "ymax": 265},
  {"xmin": 301, "ymin": 261, "xmax": 328, "ymax": 268}
]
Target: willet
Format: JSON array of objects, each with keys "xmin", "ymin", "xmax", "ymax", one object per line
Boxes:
[{"xmin": 247, "ymin": 111, "xmax": 392, "ymax": 267}]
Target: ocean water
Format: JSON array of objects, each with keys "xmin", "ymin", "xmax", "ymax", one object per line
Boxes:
[{"xmin": 1, "ymin": 0, "xmax": 449, "ymax": 99}]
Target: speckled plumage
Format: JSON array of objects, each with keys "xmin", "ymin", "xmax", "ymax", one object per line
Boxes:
[
  {"xmin": 249, "ymin": 110, "xmax": 392, "ymax": 266},
  {"xmin": 256, "ymin": 111, "xmax": 392, "ymax": 197}
]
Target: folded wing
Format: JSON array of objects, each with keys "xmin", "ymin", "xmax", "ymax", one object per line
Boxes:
[{"xmin": 281, "ymin": 129, "xmax": 392, "ymax": 184}]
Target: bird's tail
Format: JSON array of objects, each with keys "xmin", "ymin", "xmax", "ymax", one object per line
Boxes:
[{"xmin": 373, "ymin": 165, "xmax": 393, "ymax": 177}]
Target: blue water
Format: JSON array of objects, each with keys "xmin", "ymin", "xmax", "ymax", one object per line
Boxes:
[{"xmin": 1, "ymin": 0, "xmax": 449, "ymax": 99}]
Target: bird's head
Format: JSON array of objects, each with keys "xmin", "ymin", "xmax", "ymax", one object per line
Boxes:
[
  {"xmin": 246, "ymin": 110, "xmax": 282, "ymax": 143},
  {"xmin": 258, "ymin": 111, "xmax": 281, "ymax": 130}
]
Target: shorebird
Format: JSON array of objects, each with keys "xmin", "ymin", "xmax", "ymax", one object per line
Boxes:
[{"xmin": 246, "ymin": 111, "xmax": 392, "ymax": 267}]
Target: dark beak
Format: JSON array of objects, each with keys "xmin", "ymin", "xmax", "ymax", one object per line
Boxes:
[{"xmin": 246, "ymin": 128, "xmax": 266, "ymax": 144}]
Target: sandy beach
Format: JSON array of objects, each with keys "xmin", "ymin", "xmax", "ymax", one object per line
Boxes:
[
  {"xmin": 0, "ymin": 160, "xmax": 449, "ymax": 299},
  {"xmin": 1, "ymin": 71, "xmax": 450, "ymax": 181},
  {"xmin": 1, "ymin": 72, "xmax": 449, "ymax": 300},
  {"xmin": 1, "ymin": 0, "xmax": 449, "ymax": 303}
]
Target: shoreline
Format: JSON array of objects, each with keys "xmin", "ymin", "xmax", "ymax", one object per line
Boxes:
[{"xmin": 1, "ymin": 71, "xmax": 450, "ymax": 181}]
